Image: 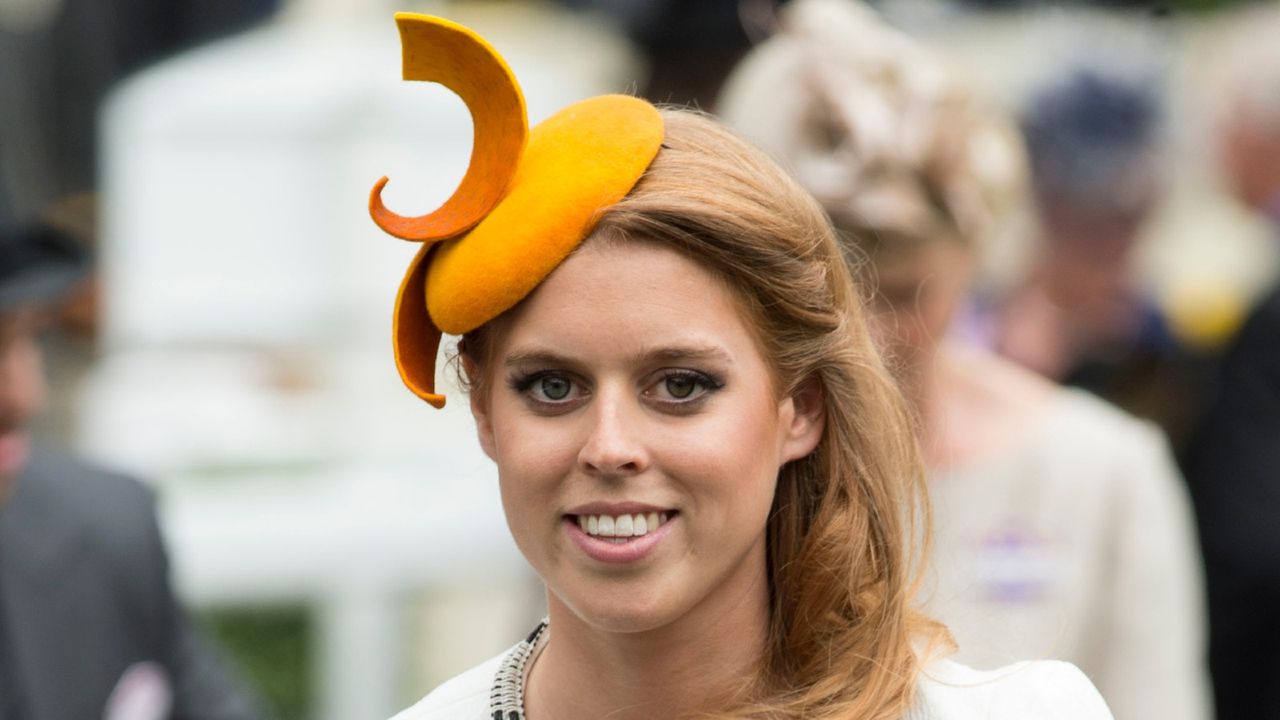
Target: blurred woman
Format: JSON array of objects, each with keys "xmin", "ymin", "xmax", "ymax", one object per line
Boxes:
[
  {"xmin": 719, "ymin": 2, "xmax": 1209, "ymax": 719},
  {"xmin": 370, "ymin": 12, "xmax": 1111, "ymax": 720}
]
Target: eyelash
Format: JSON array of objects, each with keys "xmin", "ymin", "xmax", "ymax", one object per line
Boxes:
[
  {"xmin": 505, "ymin": 369, "xmax": 725, "ymax": 412},
  {"xmin": 508, "ymin": 371, "xmax": 580, "ymax": 406},
  {"xmin": 646, "ymin": 370, "xmax": 724, "ymax": 407}
]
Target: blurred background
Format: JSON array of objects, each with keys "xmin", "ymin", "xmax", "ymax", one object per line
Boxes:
[{"xmin": 4, "ymin": 0, "xmax": 1277, "ymax": 717}]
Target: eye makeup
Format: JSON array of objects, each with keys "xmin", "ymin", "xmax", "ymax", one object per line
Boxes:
[{"xmin": 642, "ymin": 369, "xmax": 725, "ymax": 413}]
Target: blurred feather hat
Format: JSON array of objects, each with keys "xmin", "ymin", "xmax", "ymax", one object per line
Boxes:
[{"xmin": 718, "ymin": 0, "xmax": 1025, "ymax": 252}]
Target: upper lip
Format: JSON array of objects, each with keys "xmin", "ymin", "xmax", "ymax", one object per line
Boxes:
[{"xmin": 565, "ymin": 501, "xmax": 676, "ymax": 516}]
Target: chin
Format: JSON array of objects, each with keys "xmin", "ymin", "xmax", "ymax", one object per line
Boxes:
[{"xmin": 552, "ymin": 577, "xmax": 686, "ymax": 635}]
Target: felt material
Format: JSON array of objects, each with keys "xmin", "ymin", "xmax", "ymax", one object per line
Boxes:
[
  {"xmin": 393, "ymin": 243, "xmax": 446, "ymax": 408},
  {"xmin": 427, "ymin": 95, "xmax": 663, "ymax": 335},
  {"xmin": 370, "ymin": 13, "xmax": 527, "ymax": 242},
  {"xmin": 372, "ymin": 15, "xmax": 664, "ymax": 407}
]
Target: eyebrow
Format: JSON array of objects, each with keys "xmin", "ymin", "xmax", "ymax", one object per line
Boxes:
[
  {"xmin": 635, "ymin": 344, "xmax": 733, "ymax": 366},
  {"xmin": 502, "ymin": 343, "xmax": 734, "ymax": 370},
  {"xmin": 503, "ymin": 348, "xmax": 582, "ymax": 371}
]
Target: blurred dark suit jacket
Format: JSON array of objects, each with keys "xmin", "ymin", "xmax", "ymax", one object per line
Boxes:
[
  {"xmin": 1188, "ymin": 282, "xmax": 1280, "ymax": 720},
  {"xmin": 0, "ymin": 447, "xmax": 261, "ymax": 720}
]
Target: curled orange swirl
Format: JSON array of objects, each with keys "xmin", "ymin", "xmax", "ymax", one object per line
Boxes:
[{"xmin": 369, "ymin": 14, "xmax": 528, "ymax": 243}]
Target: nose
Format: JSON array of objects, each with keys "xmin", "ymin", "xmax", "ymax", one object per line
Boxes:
[{"xmin": 577, "ymin": 390, "xmax": 648, "ymax": 478}]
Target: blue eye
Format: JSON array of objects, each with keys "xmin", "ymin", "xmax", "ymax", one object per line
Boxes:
[
  {"xmin": 539, "ymin": 375, "xmax": 571, "ymax": 401},
  {"xmin": 508, "ymin": 371, "xmax": 582, "ymax": 408}
]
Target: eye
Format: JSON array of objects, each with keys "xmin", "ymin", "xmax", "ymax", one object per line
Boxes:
[
  {"xmin": 645, "ymin": 369, "xmax": 723, "ymax": 407},
  {"xmin": 665, "ymin": 374, "xmax": 697, "ymax": 399},
  {"xmin": 508, "ymin": 370, "xmax": 586, "ymax": 409},
  {"xmin": 539, "ymin": 375, "xmax": 571, "ymax": 401}
]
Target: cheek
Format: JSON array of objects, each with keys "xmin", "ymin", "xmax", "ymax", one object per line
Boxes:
[
  {"xmin": 493, "ymin": 415, "xmax": 576, "ymax": 472},
  {"xmin": 488, "ymin": 409, "xmax": 580, "ymax": 540},
  {"xmin": 664, "ymin": 396, "xmax": 784, "ymax": 511},
  {"xmin": 1, "ymin": 341, "xmax": 46, "ymax": 417},
  {"xmin": 23, "ymin": 349, "xmax": 44, "ymax": 409}
]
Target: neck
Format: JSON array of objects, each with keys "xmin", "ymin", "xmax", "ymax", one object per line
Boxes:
[
  {"xmin": 526, "ymin": 562, "xmax": 769, "ymax": 719},
  {"xmin": 919, "ymin": 344, "xmax": 1057, "ymax": 472}
]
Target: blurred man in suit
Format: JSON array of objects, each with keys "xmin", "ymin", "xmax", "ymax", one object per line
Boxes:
[
  {"xmin": 1186, "ymin": 8, "xmax": 1280, "ymax": 718},
  {"xmin": 0, "ymin": 222, "xmax": 261, "ymax": 720}
]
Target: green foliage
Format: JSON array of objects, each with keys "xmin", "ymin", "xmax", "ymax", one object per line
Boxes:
[{"xmin": 202, "ymin": 606, "xmax": 312, "ymax": 720}]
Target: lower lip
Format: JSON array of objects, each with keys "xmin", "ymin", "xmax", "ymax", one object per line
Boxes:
[{"xmin": 565, "ymin": 515, "xmax": 676, "ymax": 564}]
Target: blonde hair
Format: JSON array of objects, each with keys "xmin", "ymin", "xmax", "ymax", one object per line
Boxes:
[{"xmin": 462, "ymin": 109, "xmax": 944, "ymax": 719}]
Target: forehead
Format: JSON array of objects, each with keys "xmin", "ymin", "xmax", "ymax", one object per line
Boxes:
[{"xmin": 493, "ymin": 239, "xmax": 763, "ymax": 363}]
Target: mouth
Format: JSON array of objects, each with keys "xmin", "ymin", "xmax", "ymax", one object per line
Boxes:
[
  {"xmin": 562, "ymin": 508, "xmax": 679, "ymax": 564},
  {"xmin": 569, "ymin": 511, "xmax": 676, "ymax": 544}
]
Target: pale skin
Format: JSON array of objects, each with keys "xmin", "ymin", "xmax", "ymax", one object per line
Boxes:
[{"xmin": 467, "ymin": 239, "xmax": 825, "ymax": 720}]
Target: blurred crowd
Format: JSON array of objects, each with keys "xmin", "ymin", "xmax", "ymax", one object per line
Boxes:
[{"xmin": 3, "ymin": 0, "xmax": 1280, "ymax": 718}]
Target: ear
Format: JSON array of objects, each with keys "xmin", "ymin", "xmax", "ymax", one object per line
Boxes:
[
  {"xmin": 779, "ymin": 377, "xmax": 825, "ymax": 464},
  {"xmin": 463, "ymin": 354, "xmax": 498, "ymax": 461}
]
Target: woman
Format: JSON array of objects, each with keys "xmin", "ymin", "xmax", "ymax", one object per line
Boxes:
[
  {"xmin": 373, "ymin": 13, "xmax": 1111, "ymax": 720},
  {"xmin": 718, "ymin": 3, "xmax": 1209, "ymax": 719}
]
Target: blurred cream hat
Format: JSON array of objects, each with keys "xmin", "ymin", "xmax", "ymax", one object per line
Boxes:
[{"xmin": 719, "ymin": 0, "xmax": 1025, "ymax": 250}]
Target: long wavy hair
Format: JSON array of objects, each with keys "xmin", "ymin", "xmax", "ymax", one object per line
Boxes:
[{"xmin": 460, "ymin": 109, "xmax": 944, "ymax": 719}]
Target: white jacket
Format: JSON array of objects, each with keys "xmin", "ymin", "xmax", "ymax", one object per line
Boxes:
[{"xmin": 391, "ymin": 649, "xmax": 1113, "ymax": 720}]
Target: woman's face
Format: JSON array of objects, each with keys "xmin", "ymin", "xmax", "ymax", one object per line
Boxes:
[
  {"xmin": 470, "ymin": 239, "xmax": 823, "ymax": 634},
  {"xmin": 866, "ymin": 238, "xmax": 973, "ymax": 388}
]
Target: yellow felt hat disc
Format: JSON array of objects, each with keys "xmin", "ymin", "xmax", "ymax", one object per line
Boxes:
[
  {"xmin": 373, "ymin": 15, "xmax": 664, "ymax": 407},
  {"xmin": 369, "ymin": 13, "xmax": 527, "ymax": 242},
  {"xmin": 426, "ymin": 95, "xmax": 664, "ymax": 335}
]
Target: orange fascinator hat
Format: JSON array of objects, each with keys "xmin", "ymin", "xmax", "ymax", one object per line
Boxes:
[{"xmin": 370, "ymin": 14, "xmax": 664, "ymax": 408}]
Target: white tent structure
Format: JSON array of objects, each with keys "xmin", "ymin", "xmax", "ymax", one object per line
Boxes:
[{"xmin": 84, "ymin": 4, "xmax": 635, "ymax": 717}]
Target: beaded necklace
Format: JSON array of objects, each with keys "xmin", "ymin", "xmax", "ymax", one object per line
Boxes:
[{"xmin": 488, "ymin": 621, "xmax": 548, "ymax": 720}]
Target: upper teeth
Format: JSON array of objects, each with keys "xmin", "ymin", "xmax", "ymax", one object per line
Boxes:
[{"xmin": 578, "ymin": 512, "xmax": 670, "ymax": 538}]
